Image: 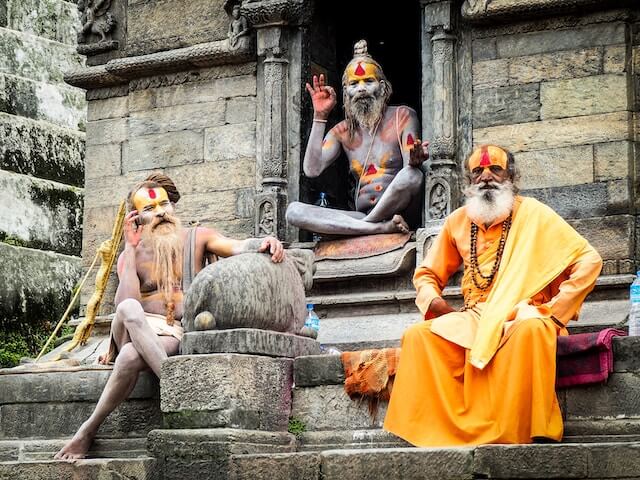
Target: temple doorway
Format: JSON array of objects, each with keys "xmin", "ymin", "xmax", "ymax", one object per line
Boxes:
[{"xmin": 300, "ymin": 1, "xmax": 423, "ymax": 238}]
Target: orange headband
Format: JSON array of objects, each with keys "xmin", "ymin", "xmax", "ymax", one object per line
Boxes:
[{"xmin": 468, "ymin": 145, "xmax": 508, "ymax": 171}]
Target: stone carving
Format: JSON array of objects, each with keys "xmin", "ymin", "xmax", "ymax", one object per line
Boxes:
[
  {"xmin": 76, "ymin": 0, "xmax": 118, "ymax": 55},
  {"xmin": 258, "ymin": 201, "xmax": 276, "ymax": 235},
  {"xmin": 225, "ymin": 1, "xmax": 251, "ymax": 49},
  {"xmin": 428, "ymin": 181, "xmax": 449, "ymax": 220},
  {"xmin": 182, "ymin": 249, "xmax": 315, "ymax": 334},
  {"xmin": 461, "ymin": 0, "xmax": 608, "ymax": 21},
  {"xmin": 461, "ymin": 0, "xmax": 493, "ymax": 16},
  {"xmin": 242, "ymin": 0, "xmax": 311, "ymax": 27}
]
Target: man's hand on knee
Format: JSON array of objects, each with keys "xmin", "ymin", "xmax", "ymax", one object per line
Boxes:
[{"xmin": 428, "ymin": 297, "xmax": 457, "ymax": 318}]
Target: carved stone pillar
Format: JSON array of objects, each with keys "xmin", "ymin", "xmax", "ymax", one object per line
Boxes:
[
  {"xmin": 423, "ymin": 0, "xmax": 460, "ymax": 223},
  {"xmin": 244, "ymin": 0, "xmax": 311, "ymax": 240}
]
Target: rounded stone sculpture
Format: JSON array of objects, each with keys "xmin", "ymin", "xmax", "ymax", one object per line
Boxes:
[{"xmin": 182, "ymin": 249, "xmax": 315, "ymax": 334}]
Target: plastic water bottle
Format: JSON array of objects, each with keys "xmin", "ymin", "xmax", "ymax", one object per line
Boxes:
[
  {"xmin": 302, "ymin": 303, "xmax": 320, "ymax": 339},
  {"xmin": 313, "ymin": 193, "xmax": 329, "ymax": 242},
  {"xmin": 629, "ymin": 272, "xmax": 640, "ymax": 336}
]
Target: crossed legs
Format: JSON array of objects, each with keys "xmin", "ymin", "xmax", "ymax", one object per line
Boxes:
[{"xmin": 55, "ymin": 299, "xmax": 179, "ymax": 460}]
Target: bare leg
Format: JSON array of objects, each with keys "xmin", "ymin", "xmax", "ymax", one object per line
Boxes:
[
  {"xmin": 287, "ymin": 202, "xmax": 409, "ymax": 236},
  {"xmin": 362, "ymin": 166, "xmax": 423, "ymax": 223}
]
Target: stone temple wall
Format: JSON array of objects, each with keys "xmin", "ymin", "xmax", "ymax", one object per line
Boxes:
[
  {"xmin": 467, "ymin": 9, "xmax": 638, "ymax": 276},
  {"xmin": 0, "ymin": 0, "xmax": 86, "ymax": 333}
]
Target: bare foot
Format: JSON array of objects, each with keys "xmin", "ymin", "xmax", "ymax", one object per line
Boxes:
[
  {"xmin": 54, "ymin": 424, "xmax": 95, "ymax": 461},
  {"xmin": 387, "ymin": 214, "xmax": 409, "ymax": 234}
]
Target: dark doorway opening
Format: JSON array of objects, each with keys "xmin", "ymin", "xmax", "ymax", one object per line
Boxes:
[{"xmin": 299, "ymin": 1, "xmax": 422, "ymax": 239}]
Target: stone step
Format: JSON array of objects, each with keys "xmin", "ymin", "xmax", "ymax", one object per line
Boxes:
[
  {"xmin": 0, "ymin": 437, "xmax": 148, "ymax": 461},
  {"xmin": 3, "ymin": 0, "xmax": 80, "ymax": 46},
  {"xmin": 229, "ymin": 442, "xmax": 640, "ymax": 480},
  {"xmin": 0, "ymin": 27, "xmax": 84, "ymax": 85},
  {"xmin": 1, "ymin": 73, "xmax": 86, "ymax": 130},
  {"xmin": 291, "ymin": 337, "xmax": 640, "ymax": 434},
  {"xmin": 0, "ymin": 456, "xmax": 157, "ymax": 480},
  {"xmin": 0, "ymin": 367, "xmax": 160, "ymax": 439}
]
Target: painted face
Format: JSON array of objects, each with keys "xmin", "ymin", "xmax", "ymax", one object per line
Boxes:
[
  {"xmin": 345, "ymin": 61, "xmax": 381, "ymax": 98},
  {"xmin": 468, "ymin": 145, "xmax": 510, "ymax": 184},
  {"xmin": 132, "ymin": 187, "xmax": 173, "ymax": 224}
]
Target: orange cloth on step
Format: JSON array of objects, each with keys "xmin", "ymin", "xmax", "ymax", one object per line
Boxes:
[{"xmin": 383, "ymin": 196, "xmax": 602, "ymax": 447}]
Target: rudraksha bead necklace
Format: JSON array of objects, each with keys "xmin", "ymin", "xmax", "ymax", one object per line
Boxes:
[{"xmin": 469, "ymin": 214, "xmax": 512, "ymax": 291}]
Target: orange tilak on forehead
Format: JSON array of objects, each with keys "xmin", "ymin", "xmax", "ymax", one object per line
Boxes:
[
  {"xmin": 132, "ymin": 187, "xmax": 169, "ymax": 211},
  {"xmin": 347, "ymin": 61, "xmax": 378, "ymax": 82},
  {"xmin": 468, "ymin": 145, "xmax": 508, "ymax": 171}
]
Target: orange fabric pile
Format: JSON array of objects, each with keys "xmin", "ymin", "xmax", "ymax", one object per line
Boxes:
[{"xmin": 341, "ymin": 348, "xmax": 401, "ymax": 419}]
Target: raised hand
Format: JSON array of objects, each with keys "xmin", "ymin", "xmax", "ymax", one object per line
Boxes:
[
  {"xmin": 305, "ymin": 74, "xmax": 337, "ymax": 120},
  {"xmin": 123, "ymin": 210, "xmax": 144, "ymax": 248},
  {"xmin": 409, "ymin": 139, "xmax": 430, "ymax": 167}
]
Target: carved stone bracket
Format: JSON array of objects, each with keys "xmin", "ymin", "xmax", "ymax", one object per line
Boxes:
[
  {"xmin": 423, "ymin": 0, "xmax": 460, "ymax": 221},
  {"xmin": 416, "ymin": 220, "xmax": 446, "ymax": 265},
  {"xmin": 461, "ymin": 0, "xmax": 619, "ymax": 22},
  {"xmin": 242, "ymin": 0, "xmax": 312, "ymax": 28},
  {"xmin": 76, "ymin": 0, "xmax": 119, "ymax": 54}
]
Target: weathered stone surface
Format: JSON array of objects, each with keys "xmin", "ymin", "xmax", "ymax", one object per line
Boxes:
[
  {"xmin": 317, "ymin": 312, "xmax": 420, "ymax": 348},
  {"xmin": 474, "ymin": 112, "xmax": 630, "ymax": 153},
  {"xmin": 320, "ymin": 448, "xmax": 474, "ymax": 480},
  {"xmin": 291, "ymin": 384, "xmax": 385, "ymax": 431},
  {"xmin": 128, "ymin": 101, "xmax": 226, "ymax": 137},
  {"xmin": 0, "ymin": 399, "xmax": 160, "ymax": 439},
  {"xmin": 508, "ymin": 47, "xmax": 602, "ymax": 85},
  {"xmin": 0, "ymin": 170, "xmax": 83, "ymax": 255},
  {"xmin": 0, "ymin": 28, "xmax": 84, "ymax": 85},
  {"xmin": 472, "ymin": 59, "xmax": 509, "ymax": 88},
  {"xmin": 204, "ymin": 122, "xmax": 256, "ymax": 162},
  {"xmin": 565, "ymin": 372, "xmax": 640, "ymax": 419},
  {"xmin": 0, "ymin": 73, "xmax": 85, "ymax": 130},
  {"xmin": 128, "ymin": 73, "xmax": 256, "ymax": 112},
  {"xmin": 0, "ymin": 458, "xmax": 157, "ymax": 480},
  {"xmin": 472, "ymin": 37, "xmax": 497, "ymax": 61},
  {"xmin": 123, "ymin": 130, "xmax": 204, "ymax": 172},
  {"xmin": 587, "ymin": 442, "xmax": 640, "ymax": 478},
  {"xmin": 0, "ymin": 112, "xmax": 84, "ymax": 186},
  {"xmin": 84, "ymin": 142, "xmax": 122, "ymax": 179},
  {"xmin": 85, "ymin": 117, "xmax": 127, "ymax": 146},
  {"xmin": 474, "ymin": 444, "xmax": 588, "ymax": 478},
  {"xmin": 523, "ymin": 180, "xmax": 628, "ymax": 219},
  {"xmin": 541, "ymin": 74, "xmax": 628, "ymax": 120},
  {"xmin": 294, "ymin": 354, "xmax": 344, "ymax": 387},
  {"xmin": 181, "ymin": 329, "xmax": 320, "ymax": 357},
  {"xmin": 3, "ymin": 0, "xmax": 81, "ymax": 45},
  {"xmin": 127, "ymin": 0, "xmax": 229, "ymax": 56},
  {"xmin": 0, "ymin": 369, "xmax": 157, "ymax": 404},
  {"xmin": 231, "ymin": 452, "xmax": 320, "ymax": 480},
  {"xmin": 225, "ymin": 96, "xmax": 257, "ymax": 124},
  {"xmin": 183, "ymin": 250, "xmax": 314, "ymax": 333},
  {"xmin": 517, "ymin": 145, "xmax": 593, "ymax": 190},
  {"xmin": 0, "ymin": 437, "xmax": 148, "ymax": 462},
  {"xmin": 569, "ymin": 215, "xmax": 633, "ymax": 260},
  {"xmin": 473, "ymin": 83, "xmax": 539, "ymax": 128},
  {"xmin": 603, "ymin": 44, "xmax": 627, "ymax": 74},
  {"xmin": 161, "ymin": 354, "xmax": 293, "ymax": 430},
  {"xmin": 594, "ymin": 141, "xmax": 631, "ymax": 181},
  {"xmin": 0, "ymin": 243, "xmax": 81, "ymax": 331},
  {"xmin": 162, "ymin": 158, "xmax": 256, "ymax": 195},
  {"xmin": 297, "ymin": 429, "xmax": 409, "ymax": 451},
  {"xmin": 495, "ymin": 22, "xmax": 625, "ymax": 59},
  {"xmin": 87, "ymin": 96, "xmax": 129, "ymax": 122},
  {"xmin": 613, "ymin": 336, "xmax": 640, "ymax": 372},
  {"xmin": 148, "ymin": 428, "xmax": 295, "ymax": 480}
]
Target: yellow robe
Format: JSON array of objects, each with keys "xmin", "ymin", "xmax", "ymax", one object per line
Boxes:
[{"xmin": 383, "ymin": 196, "xmax": 602, "ymax": 447}]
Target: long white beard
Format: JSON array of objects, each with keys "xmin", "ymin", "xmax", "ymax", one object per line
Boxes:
[
  {"xmin": 345, "ymin": 92, "xmax": 386, "ymax": 132},
  {"xmin": 464, "ymin": 180, "xmax": 516, "ymax": 226}
]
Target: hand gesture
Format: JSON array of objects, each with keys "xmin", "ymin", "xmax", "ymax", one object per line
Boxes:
[
  {"xmin": 258, "ymin": 236, "xmax": 285, "ymax": 263},
  {"xmin": 305, "ymin": 74, "xmax": 336, "ymax": 120},
  {"xmin": 409, "ymin": 139, "xmax": 430, "ymax": 168},
  {"xmin": 123, "ymin": 210, "xmax": 143, "ymax": 248}
]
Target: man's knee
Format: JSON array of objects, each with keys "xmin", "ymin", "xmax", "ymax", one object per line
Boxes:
[
  {"xmin": 114, "ymin": 343, "xmax": 144, "ymax": 372},
  {"xmin": 393, "ymin": 167, "xmax": 423, "ymax": 193},
  {"xmin": 116, "ymin": 299, "xmax": 145, "ymax": 328}
]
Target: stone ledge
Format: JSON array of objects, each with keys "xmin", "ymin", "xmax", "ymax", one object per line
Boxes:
[
  {"xmin": 0, "ymin": 457, "xmax": 157, "ymax": 480},
  {"xmin": 462, "ymin": 0, "xmax": 627, "ymax": 22},
  {"xmin": 296, "ymin": 429, "xmax": 409, "ymax": 452},
  {"xmin": 65, "ymin": 38, "xmax": 254, "ymax": 90},
  {"xmin": 0, "ymin": 437, "xmax": 147, "ymax": 462},
  {"xmin": 181, "ymin": 329, "xmax": 320, "ymax": 357}
]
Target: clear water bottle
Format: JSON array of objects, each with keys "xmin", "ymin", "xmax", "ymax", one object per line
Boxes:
[
  {"xmin": 302, "ymin": 303, "xmax": 320, "ymax": 339},
  {"xmin": 629, "ymin": 272, "xmax": 640, "ymax": 336},
  {"xmin": 313, "ymin": 193, "xmax": 329, "ymax": 242}
]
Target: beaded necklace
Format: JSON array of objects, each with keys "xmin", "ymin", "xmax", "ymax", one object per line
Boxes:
[{"xmin": 469, "ymin": 213, "xmax": 512, "ymax": 291}]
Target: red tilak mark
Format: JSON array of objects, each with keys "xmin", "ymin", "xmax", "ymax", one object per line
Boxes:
[
  {"xmin": 370, "ymin": 196, "xmax": 377, "ymax": 204},
  {"xmin": 407, "ymin": 133, "xmax": 414, "ymax": 146},
  {"xmin": 148, "ymin": 189, "xmax": 157, "ymax": 199},
  {"xmin": 366, "ymin": 164, "xmax": 377, "ymax": 175},
  {"xmin": 480, "ymin": 150, "xmax": 491, "ymax": 167},
  {"xmin": 354, "ymin": 62, "xmax": 366, "ymax": 76}
]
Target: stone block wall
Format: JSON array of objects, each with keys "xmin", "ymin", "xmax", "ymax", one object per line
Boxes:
[
  {"xmin": 470, "ymin": 11, "xmax": 637, "ymax": 275},
  {"xmin": 0, "ymin": 0, "xmax": 85, "ymax": 335},
  {"xmin": 81, "ymin": 63, "xmax": 259, "ymax": 313}
]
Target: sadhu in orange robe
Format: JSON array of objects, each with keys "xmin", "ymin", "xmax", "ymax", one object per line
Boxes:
[{"xmin": 383, "ymin": 196, "xmax": 602, "ymax": 447}]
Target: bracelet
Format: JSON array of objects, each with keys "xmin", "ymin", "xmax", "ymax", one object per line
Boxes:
[{"xmin": 313, "ymin": 118, "xmax": 328, "ymax": 123}]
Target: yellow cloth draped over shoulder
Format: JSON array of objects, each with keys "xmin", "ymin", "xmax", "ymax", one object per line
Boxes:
[{"xmin": 383, "ymin": 197, "xmax": 602, "ymax": 447}]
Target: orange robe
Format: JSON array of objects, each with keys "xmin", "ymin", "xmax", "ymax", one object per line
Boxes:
[{"xmin": 383, "ymin": 196, "xmax": 602, "ymax": 447}]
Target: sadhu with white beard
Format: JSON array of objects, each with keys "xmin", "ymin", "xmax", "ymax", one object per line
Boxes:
[
  {"xmin": 384, "ymin": 145, "xmax": 603, "ymax": 446},
  {"xmin": 56, "ymin": 173, "xmax": 284, "ymax": 460}
]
